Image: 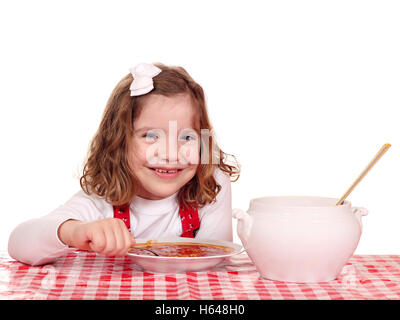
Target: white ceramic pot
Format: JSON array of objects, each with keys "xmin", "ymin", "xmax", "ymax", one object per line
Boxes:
[{"xmin": 233, "ymin": 196, "xmax": 368, "ymax": 283}]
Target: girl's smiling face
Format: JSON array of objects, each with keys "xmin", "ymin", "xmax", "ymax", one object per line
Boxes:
[{"xmin": 129, "ymin": 93, "xmax": 200, "ymax": 200}]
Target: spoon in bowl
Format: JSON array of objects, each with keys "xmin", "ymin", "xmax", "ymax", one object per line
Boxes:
[
  {"xmin": 335, "ymin": 143, "xmax": 391, "ymax": 206},
  {"xmin": 131, "ymin": 246, "xmax": 160, "ymax": 256}
]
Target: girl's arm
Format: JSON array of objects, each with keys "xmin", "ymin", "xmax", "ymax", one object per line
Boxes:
[
  {"xmin": 195, "ymin": 169, "xmax": 233, "ymax": 241},
  {"xmin": 7, "ymin": 191, "xmax": 110, "ymax": 265},
  {"xmin": 57, "ymin": 218, "xmax": 135, "ymax": 257}
]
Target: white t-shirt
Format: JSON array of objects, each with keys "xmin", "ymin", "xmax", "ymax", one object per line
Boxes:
[{"xmin": 8, "ymin": 168, "xmax": 233, "ymax": 265}]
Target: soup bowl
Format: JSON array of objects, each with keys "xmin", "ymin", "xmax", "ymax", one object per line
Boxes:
[
  {"xmin": 233, "ymin": 196, "xmax": 368, "ymax": 282},
  {"xmin": 126, "ymin": 238, "xmax": 243, "ymax": 273}
]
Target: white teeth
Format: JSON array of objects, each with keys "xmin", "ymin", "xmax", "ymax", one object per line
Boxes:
[{"xmin": 154, "ymin": 169, "xmax": 178, "ymax": 173}]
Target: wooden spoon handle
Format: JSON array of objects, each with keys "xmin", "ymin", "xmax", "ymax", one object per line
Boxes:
[{"xmin": 335, "ymin": 143, "xmax": 391, "ymax": 206}]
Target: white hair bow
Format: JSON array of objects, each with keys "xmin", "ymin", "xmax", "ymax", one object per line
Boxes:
[{"xmin": 129, "ymin": 63, "xmax": 162, "ymax": 96}]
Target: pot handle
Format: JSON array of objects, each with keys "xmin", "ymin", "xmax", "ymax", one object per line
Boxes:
[
  {"xmin": 232, "ymin": 208, "xmax": 253, "ymax": 246},
  {"xmin": 352, "ymin": 207, "xmax": 368, "ymax": 229},
  {"xmin": 232, "ymin": 208, "xmax": 248, "ymax": 220}
]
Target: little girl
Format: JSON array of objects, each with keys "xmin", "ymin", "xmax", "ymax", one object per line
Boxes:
[{"xmin": 8, "ymin": 62, "xmax": 240, "ymax": 266}]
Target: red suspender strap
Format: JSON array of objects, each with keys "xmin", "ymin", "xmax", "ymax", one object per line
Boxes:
[
  {"xmin": 112, "ymin": 202, "xmax": 200, "ymax": 238},
  {"xmin": 113, "ymin": 204, "xmax": 131, "ymax": 232},
  {"xmin": 179, "ymin": 203, "xmax": 200, "ymax": 238}
]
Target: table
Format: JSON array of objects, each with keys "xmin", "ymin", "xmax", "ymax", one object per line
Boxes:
[{"xmin": 0, "ymin": 251, "xmax": 399, "ymax": 300}]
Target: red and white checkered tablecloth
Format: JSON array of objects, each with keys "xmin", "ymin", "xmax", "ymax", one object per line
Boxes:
[{"xmin": 0, "ymin": 251, "xmax": 399, "ymax": 300}]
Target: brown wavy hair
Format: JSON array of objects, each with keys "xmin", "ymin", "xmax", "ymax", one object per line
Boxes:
[{"xmin": 80, "ymin": 63, "xmax": 240, "ymax": 208}]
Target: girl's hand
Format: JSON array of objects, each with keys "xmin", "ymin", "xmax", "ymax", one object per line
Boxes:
[{"xmin": 58, "ymin": 218, "xmax": 136, "ymax": 256}]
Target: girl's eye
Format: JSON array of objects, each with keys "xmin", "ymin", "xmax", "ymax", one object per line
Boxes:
[
  {"xmin": 180, "ymin": 135, "xmax": 196, "ymax": 141},
  {"xmin": 143, "ymin": 132, "xmax": 158, "ymax": 140}
]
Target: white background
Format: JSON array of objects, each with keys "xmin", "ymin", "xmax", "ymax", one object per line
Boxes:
[{"xmin": 0, "ymin": 1, "xmax": 399, "ymax": 254}]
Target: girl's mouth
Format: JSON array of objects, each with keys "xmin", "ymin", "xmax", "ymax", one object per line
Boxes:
[{"xmin": 148, "ymin": 167, "xmax": 184, "ymax": 179}]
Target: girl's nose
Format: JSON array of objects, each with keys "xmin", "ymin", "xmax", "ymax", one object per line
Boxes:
[{"xmin": 157, "ymin": 137, "xmax": 178, "ymax": 164}]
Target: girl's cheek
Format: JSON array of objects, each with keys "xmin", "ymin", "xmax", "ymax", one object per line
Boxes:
[
  {"xmin": 144, "ymin": 140, "xmax": 168, "ymax": 166},
  {"xmin": 130, "ymin": 141, "xmax": 150, "ymax": 166},
  {"xmin": 178, "ymin": 142, "xmax": 200, "ymax": 165}
]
